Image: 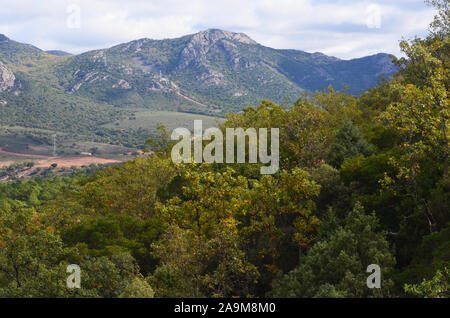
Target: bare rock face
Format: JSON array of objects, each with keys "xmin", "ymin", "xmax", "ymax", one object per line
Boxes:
[
  {"xmin": 177, "ymin": 29, "xmax": 256, "ymax": 71},
  {"xmin": 0, "ymin": 61, "xmax": 15, "ymax": 92},
  {"xmin": 112, "ymin": 79, "xmax": 132, "ymax": 90},
  {"xmin": 176, "ymin": 29, "xmax": 256, "ymax": 86}
]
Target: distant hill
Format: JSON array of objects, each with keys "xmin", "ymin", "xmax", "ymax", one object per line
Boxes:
[
  {"xmin": 45, "ymin": 50, "xmax": 72, "ymax": 56},
  {"xmin": 0, "ymin": 29, "xmax": 397, "ymax": 146}
]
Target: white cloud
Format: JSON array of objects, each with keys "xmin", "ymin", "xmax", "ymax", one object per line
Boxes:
[{"xmin": 0, "ymin": 0, "xmax": 437, "ymax": 59}]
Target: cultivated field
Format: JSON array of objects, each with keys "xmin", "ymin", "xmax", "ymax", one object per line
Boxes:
[{"xmin": 101, "ymin": 110, "xmax": 223, "ymax": 132}]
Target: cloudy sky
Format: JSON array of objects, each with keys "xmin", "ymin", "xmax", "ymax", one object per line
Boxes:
[{"xmin": 0, "ymin": 0, "xmax": 437, "ymax": 59}]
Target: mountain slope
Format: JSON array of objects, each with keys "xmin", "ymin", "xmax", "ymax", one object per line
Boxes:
[
  {"xmin": 54, "ymin": 29, "xmax": 397, "ymax": 112},
  {"xmin": 0, "ymin": 34, "xmax": 124, "ymax": 135}
]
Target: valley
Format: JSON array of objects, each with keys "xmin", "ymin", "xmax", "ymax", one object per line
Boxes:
[{"xmin": 0, "ymin": 28, "xmax": 396, "ymax": 176}]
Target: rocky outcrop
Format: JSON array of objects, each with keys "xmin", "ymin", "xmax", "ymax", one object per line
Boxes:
[
  {"xmin": 177, "ymin": 29, "xmax": 257, "ymax": 71},
  {"xmin": 113, "ymin": 79, "xmax": 132, "ymax": 90},
  {"xmin": 70, "ymin": 71, "xmax": 102, "ymax": 93},
  {"xmin": 0, "ymin": 61, "xmax": 15, "ymax": 92},
  {"xmin": 198, "ymin": 69, "xmax": 226, "ymax": 86}
]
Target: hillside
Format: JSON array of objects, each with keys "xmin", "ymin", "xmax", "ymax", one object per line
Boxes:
[{"xmin": 0, "ymin": 29, "xmax": 397, "ymax": 149}]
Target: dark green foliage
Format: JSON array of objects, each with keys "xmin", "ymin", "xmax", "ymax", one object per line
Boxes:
[
  {"xmin": 62, "ymin": 214, "xmax": 165, "ymax": 275},
  {"xmin": 327, "ymin": 121, "xmax": 374, "ymax": 168},
  {"xmin": 270, "ymin": 204, "xmax": 396, "ymax": 298}
]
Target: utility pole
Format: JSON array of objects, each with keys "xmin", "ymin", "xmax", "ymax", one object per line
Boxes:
[{"xmin": 53, "ymin": 134, "xmax": 57, "ymax": 157}]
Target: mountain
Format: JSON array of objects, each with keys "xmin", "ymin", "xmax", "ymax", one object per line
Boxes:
[{"xmin": 0, "ymin": 29, "xmax": 397, "ymax": 146}]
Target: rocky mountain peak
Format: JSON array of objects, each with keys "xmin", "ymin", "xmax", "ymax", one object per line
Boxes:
[
  {"xmin": 193, "ymin": 29, "xmax": 257, "ymax": 45},
  {"xmin": 0, "ymin": 34, "xmax": 8, "ymax": 42},
  {"xmin": 177, "ymin": 29, "xmax": 256, "ymax": 71}
]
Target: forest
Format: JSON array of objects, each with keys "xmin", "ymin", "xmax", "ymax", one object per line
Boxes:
[{"xmin": 0, "ymin": 0, "xmax": 448, "ymax": 298}]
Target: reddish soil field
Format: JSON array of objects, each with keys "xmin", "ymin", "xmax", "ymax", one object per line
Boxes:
[
  {"xmin": 0, "ymin": 148, "xmax": 122, "ymax": 169},
  {"xmin": 33, "ymin": 157, "xmax": 122, "ymax": 168},
  {"xmin": 0, "ymin": 161, "xmax": 14, "ymax": 168}
]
